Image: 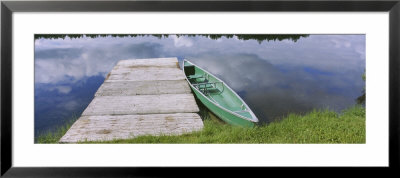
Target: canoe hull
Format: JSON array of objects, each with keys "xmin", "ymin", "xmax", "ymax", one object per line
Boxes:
[
  {"xmin": 183, "ymin": 60, "xmax": 258, "ymax": 128},
  {"xmin": 191, "ymin": 86, "xmax": 255, "ymax": 127}
]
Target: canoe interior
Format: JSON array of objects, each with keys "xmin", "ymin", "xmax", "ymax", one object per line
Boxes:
[{"xmin": 184, "ymin": 61, "xmax": 255, "ymax": 121}]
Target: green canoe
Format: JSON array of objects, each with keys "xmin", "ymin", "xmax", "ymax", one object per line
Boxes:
[{"xmin": 183, "ymin": 60, "xmax": 259, "ymax": 127}]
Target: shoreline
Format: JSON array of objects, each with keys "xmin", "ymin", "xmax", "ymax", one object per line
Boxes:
[{"xmin": 36, "ymin": 105, "xmax": 365, "ymax": 144}]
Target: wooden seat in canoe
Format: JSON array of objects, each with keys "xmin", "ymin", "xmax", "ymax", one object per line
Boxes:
[
  {"xmin": 187, "ymin": 74, "xmax": 204, "ymax": 79},
  {"xmin": 192, "ymin": 82, "xmax": 224, "ymax": 95}
]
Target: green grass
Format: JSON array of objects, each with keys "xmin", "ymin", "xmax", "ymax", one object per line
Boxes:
[
  {"xmin": 36, "ymin": 105, "xmax": 365, "ymax": 144},
  {"xmin": 84, "ymin": 105, "xmax": 366, "ymax": 144},
  {"xmin": 35, "ymin": 116, "xmax": 79, "ymax": 143}
]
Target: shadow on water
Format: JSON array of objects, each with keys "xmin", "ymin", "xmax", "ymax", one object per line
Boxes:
[
  {"xmin": 194, "ymin": 97, "xmax": 226, "ymax": 125},
  {"xmin": 356, "ymin": 70, "xmax": 366, "ymax": 105}
]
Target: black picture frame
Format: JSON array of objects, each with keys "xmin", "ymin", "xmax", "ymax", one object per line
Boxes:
[{"xmin": 1, "ymin": 0, "xmax": 399, "ymax": 177}]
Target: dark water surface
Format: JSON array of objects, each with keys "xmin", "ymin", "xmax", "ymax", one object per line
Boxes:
[{"xmin": 34, "ymin": 34, "xmax": 365, "ymax": 136}]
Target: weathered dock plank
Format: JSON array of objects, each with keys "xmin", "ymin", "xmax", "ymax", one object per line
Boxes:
[
  {"xmin": 82, "ymin": 94, "xmax": 199, "ymax": 116},
  {"xmin": 106, "ymin": 67, "xmax": 186, "ymax": 82},
  {"xmin": 60, "ymin": 57, "xmax": 203, "ymax": 143},
  {"xmin": 115, "ymin": 57, "xmax": 179, "ymax": 68},
  {"xmin": 59, "ymin": 113, "xmax": 203, "ymax": 143},
  {"xmin": 95, "ymin": 80, "xmax": 192, "ymax": 96}
]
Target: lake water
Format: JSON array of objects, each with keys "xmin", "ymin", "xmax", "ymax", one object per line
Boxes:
[{"xmin": 34, "ymin": 34, "xmax": 365, "ymax": 136}]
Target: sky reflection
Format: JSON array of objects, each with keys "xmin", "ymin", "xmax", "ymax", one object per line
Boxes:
[{"xmin": 34, "ymin": 34, "xmax": 365, "ymax": 134}]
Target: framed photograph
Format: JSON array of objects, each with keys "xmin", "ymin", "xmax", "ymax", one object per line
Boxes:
[{"xmin": 1, "ymin": 0, "xmax": 399, "ymax": 177}]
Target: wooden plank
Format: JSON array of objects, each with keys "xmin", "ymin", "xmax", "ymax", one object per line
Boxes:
[
  {"xmin": 116, "ymin": 57, "xmax": 179, "ymax": 68},
  {"xmin": 95, "ymin": 80, "xmax": 192, "ymax": 96},
  {"xmin": 106, "ymin": 67, "xmax": 186, "ymax": 82},
  {"xmin": 59, "ymin": 113, "xmax": 203, "ymax": 143},
  {"xmin": 82, "ymin": 94, "xmax": 199, "ymax": 116}
]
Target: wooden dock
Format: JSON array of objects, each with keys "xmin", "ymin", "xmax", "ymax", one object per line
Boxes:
[{"xmin": 59, "ymin": 57, "xmax": 203, "ymax": 143}]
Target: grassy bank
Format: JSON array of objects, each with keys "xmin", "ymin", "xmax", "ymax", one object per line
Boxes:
[
  {"xmin": 35, "ymin": 116, "xmax": 78, "ymax": 143},
  {"xmin": 92, "ymin": 105, "xmax": 365, "ymax": 144},
  {"xmin": 37, "ymin": 105, "xmax": 365, "ymax": 144}
]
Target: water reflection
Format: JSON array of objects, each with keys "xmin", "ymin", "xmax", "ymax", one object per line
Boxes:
[
  {"xmin": 34, "ymin": 34, "xmax": 365, "ymax": 136},
  {"xmin": 186, "ymin": 52, "xmax": 362, "ymax": 123},
  {"xmin": 35, "ymin": 34, "xmax": 309, "ymax": 43}
]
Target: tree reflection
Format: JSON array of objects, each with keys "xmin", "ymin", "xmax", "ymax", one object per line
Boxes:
[
  {"xmin": 34, "ymin": 34, "xmax": 309, "ymax": 43},
  {"xmin": 356, "ymin": 71, "xmax": 366, "ymax": 105}
]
